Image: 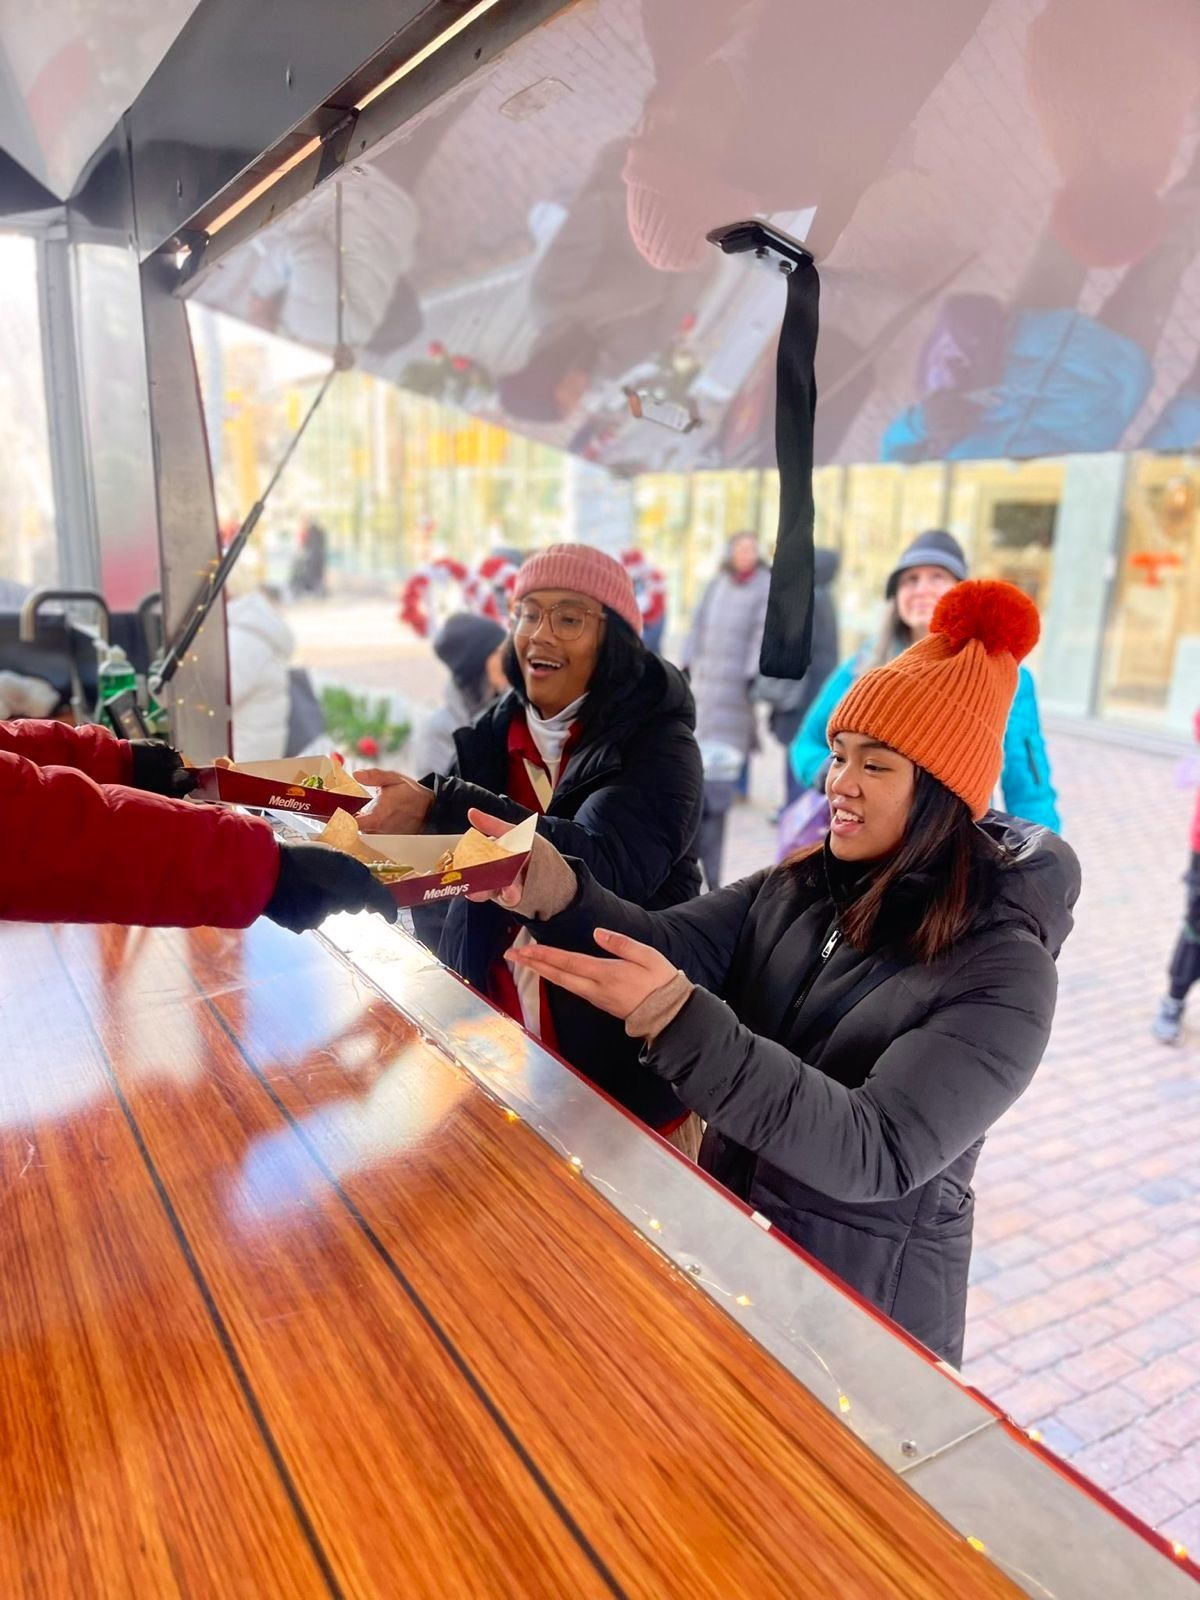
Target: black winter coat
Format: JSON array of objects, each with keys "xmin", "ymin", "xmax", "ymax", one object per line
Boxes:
[
  {"xmin": 412, "ymin": 654, "xmax": 704, "ymax": 1128},
  {"xmin": 530, "ymin": 817, "xmax": 1080, "ymax": 1364}
]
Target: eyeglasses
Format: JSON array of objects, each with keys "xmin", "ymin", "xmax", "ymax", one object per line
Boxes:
[{"xmin": 510, "ymin": 601, "xmax": 603, "ymax": 642}]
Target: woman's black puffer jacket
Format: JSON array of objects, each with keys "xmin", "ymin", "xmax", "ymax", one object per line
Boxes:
[{"xmin": 528, "ymin": 816, "xmax": 1080, "ymax": 1364}]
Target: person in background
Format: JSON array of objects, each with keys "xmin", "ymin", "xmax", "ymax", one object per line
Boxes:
[
  {"xmin": 291, "ymin": 520, "xmax": 328, "ymax": 599},
  {"xmin": 1151, "ymin": 707, "xmax": 1200, "ymax": 1044},
  {"xmin": 0, "ymin": 669, "xmax": 59, "ymax": 722},
  {"xmin": 353, "ymin": 544, "xmax": 704, "ymax": 1145},
  {"xmin": 227, "ymin": 582, "xmax": 295, "ymax": 762},
  {"xmin": 791, "ymin": 531, "xmax": 1060, "ymax": 833},
  {"xmin": 682, "ymin": 532, "xmax": 772, "ymax": 888},
  {"xmin": 246, "ymin": 163, "xmax": 422, "ymax": 354},
  {"xmin": 0, "ymin": 719, "xmax": 395, "ymax": 934},
  {"xmin": 407, "ymin": 613, "xmax": 508, "ymax": 779},
  {"xmin": 496, "ymin": 141, "xmax": 711, "ymax": 428},
  {"xmin": 471, "ymin": 580, "xmax": 1079, "ymax": 1366},
  {"xmin": 755, "ymin": 549, "xmax": 840, "ymax": 809}
]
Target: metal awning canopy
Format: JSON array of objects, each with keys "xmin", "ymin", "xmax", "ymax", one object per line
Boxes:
[{"xmin": 5, "ymin": 1, "xmax": 1200, "ymax": 474}]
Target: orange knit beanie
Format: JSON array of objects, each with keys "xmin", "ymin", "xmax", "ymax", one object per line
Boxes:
[{"xmin": 828, "ymin": 580, "xmax": 1041, "ymax": 819}]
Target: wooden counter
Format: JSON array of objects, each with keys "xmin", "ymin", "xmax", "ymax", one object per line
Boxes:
[{"xmin": 1, "ymin": 917, "xmax": 1028, "ymax": 1597}]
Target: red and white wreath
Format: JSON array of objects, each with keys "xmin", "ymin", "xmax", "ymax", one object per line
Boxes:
[
  {"xmin": 620, "ymin": 549, "xmax": 667, "ymax": 629},
  {"xmin": 462, "ymin": 554, "xmax": 520, "ymax": 623},
  {"xmin": 397, "ymin": 556, "xmax": 470, "ymax": 638}
]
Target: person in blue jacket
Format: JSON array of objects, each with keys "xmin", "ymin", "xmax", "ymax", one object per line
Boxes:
[
  {"xmin": 790, "ymin": 531, "xmax": 1060, "ymax": 832},
  {"xmin": 881, "ymin": 191, "xmax": 1200, "ymax": 464}
]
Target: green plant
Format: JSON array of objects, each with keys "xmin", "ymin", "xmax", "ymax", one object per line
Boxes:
[{"xmin": 318, "ymin": 686, "xmax": 410, "ymax": 758}]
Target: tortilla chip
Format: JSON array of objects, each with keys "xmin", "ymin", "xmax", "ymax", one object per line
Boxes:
[
  {"xmin": 327, "ymin": 767, "xmax": 369, "ymax": 797},
  {"xmin": 451, "ymin": 828, "xmax": 512, "ymax": 870},
  {"xmin": 318, "ymin": 808, "xmax": 392, "ymax": 866}
]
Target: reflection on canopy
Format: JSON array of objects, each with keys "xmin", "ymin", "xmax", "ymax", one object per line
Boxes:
[
  {"xmin": 193, "ymin": 0, "xmax": 1200, "ymax": 470},
  {"xmin": 0, "ymin": 0, "xmax": 201, "ymax": 199}
]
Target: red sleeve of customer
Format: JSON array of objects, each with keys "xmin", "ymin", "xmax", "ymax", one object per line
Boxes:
[
  {"xmin": 0, "ymin": 749, "xmax": 281, "ymax": 927},
  {"xmin": 0, "ymin": 717, "xmax": 134, "ymax": 785}
]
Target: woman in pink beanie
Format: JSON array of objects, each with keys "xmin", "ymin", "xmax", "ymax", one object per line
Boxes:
[{"xmin": 356, "ymin": 542, "xmax": 706, "ymax": 1145}]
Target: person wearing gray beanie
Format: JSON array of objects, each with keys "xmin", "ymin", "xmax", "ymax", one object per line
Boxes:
[
  {"xmin": 789, "ymin": 530, "xmax": 1060, "ymax": 833},
  {"xmin": 407, "ymin": 613, "xmax": 508, "ymax": 778}
]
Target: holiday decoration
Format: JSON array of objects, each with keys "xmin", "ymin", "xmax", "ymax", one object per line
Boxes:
[
  {"xmin": 319, "ymin": 687, "xmax": 410, "ymax": 758},
  {"xmin": 398, "ymin": 556, "xmax": 470, "ymax": 638},
  {"xmin": 463, "ymin": 553, "xmax": 520, "ymax": 622},
  {"xmin": 400, "ymin": 342, "xmax": 494, "ymax": 405},
  {"xmin": 620, "ymin": 549, "xmax": 668, "ymax": 631}
]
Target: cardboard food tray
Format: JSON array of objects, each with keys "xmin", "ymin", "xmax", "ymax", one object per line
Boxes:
[
  {"xmin": 191, "ymin": 756, "xmax": 370, "ymax": 818},
  {"xmin": 363, "ymin": 814, "xmax": 537, "ymax": 908}
]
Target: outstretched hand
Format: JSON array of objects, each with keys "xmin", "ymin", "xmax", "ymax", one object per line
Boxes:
[
  {"xmin": 465, "ymin": 808, "xmax": 526, "ymax": 905},
  {"xmin": 354, "ymin": 768, "xmax": 434, "ymax": 835},
  {"xmin": 507, "ymin": 928, "xmax": 675, "ymax": 1021}
]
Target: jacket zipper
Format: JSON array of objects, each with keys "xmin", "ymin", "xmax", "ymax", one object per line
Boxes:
[{"xmin": 785, "ymin": 925, "xmax": 842, "ymax": 1030}]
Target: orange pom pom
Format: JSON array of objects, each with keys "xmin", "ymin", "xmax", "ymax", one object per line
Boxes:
[{"xmin": 931, "ymin": 580, "xmax": 1040, "ymax": 661}]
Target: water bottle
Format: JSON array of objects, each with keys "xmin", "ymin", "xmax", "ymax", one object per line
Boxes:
[
  {"xmin": 145, "ymin": 658, "xmax": 169, "ymax": 738},
  {"xmin": 97, "ymin": 644, "xmax": 137, "ymax": 732}
]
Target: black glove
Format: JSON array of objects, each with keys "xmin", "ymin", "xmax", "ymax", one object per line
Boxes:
[
  {"xmin": 129, "ymin": 739, "xmax": 197, "ymax": 798},
  {"xmin": 264, "ymin": 842, "xmax": 399, "ymax": 934}
]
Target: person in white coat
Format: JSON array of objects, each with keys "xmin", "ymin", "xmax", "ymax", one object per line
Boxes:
[
  {"xmin": 226, "ymin": 586, "xmax": 295, "ymax": 762},
  {"xmin": 246, "ymin": 166, "xmax": 422, "ymax": 353}
]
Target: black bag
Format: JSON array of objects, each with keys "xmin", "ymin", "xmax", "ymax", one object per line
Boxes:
[{"xmin": 285, "ymin": 668, "xmax": 325, "ymax": 756}]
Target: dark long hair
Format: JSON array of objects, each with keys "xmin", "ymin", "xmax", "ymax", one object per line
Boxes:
[
  {"xmin": 796, "ymin": 769, "xmax": 1003, "ymax": 962},
  {"xmin": 503, "ymin": 609, "xmax": 646, "ymax": 729}
]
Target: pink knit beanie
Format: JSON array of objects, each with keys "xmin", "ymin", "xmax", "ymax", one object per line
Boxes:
[
  {"xmin": 623, "ymin": 143, "xmax": 760, "ymax": 273},
  {"xmin": 513, "ymin": 544, "xmax": 643, "ymax": 637}
]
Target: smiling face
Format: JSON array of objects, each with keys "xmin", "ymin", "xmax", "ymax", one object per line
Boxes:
[
  {"xmin": 825, "ymin": 731, "xmax": 916, "ymax": 862},
  {"xmin": 512, "ymin": 588, "xmax": 605, "ymax": 716},
  {"xmin": 895, "ymin": 564, "xmax": 959, "ymax": 638}
]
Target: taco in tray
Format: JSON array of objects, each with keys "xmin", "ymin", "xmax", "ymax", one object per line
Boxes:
[
  {"xmin": 320, "ymin": 807, "xmax": 417, "ymax": 880},
  {"xmin": 366, "ymin": 860, "xmax": 416, "ymax": 883}
]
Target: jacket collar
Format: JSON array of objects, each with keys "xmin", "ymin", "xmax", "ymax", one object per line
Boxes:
[{"xmin": 454, "ymin": 690, "xmax": 622, "ymax": 812}]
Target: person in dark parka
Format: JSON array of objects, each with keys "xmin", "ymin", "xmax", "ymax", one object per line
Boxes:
[
  {"xmin": 475, "ymin": 581, "xmax": 1080, "ymax": 1365},
  {"xmin": 354, "ymin": 543, "xmax": 704, "ymax": 1139}
]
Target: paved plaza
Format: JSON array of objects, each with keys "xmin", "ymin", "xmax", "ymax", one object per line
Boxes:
[{"xmin": 294, "ymin": 598, "xmax": 1200, "ymax": 1548}]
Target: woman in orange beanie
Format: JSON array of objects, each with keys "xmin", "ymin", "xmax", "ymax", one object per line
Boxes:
[{"xmin": 469, "ymin": 580, "xmax": 1080, "ymax": 1364}]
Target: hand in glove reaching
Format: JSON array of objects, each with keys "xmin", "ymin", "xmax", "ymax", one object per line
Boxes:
[
  {"xmin": 129, "ymin": 739, "xmax": 198, "ymax": 798},
  {"xmin": 264, "ymin": 842, "xmax": 399, "ymax": 934}
]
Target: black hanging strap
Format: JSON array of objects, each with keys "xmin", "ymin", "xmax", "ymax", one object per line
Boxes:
[{"xmin": 761, "ymin": 256, "xmax": 820, "ymax": 680}]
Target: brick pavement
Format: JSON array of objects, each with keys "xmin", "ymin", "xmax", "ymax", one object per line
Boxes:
[{"xmin": 292, "ymin": 600, "xmax": 1200, "ymax": 1548}]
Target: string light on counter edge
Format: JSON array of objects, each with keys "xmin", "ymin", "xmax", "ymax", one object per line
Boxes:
[
  {"xmin": 1174, "ymin": 1543, "xmax": 1189, "ymax": 1561},
  {"xmin": 503, "ymin": 1108, "xmax": 520, "ymax": 1123},
  {"xmin": 735, "ymin": 1294, "xmax": 753, "ymax": 1307},
  {"xmin": 569, "ymin": 1155, "xmax": 583, "ymax": 1171},
  {"xmin": 837, "ymin": 1394, "xmax": 851, "ymax": 1414},
  {"xmin": 648, "ymin": 1218, "xmax": 662, "ymax": 1231},
  {"xmin": 967, "ymin": 1536, "xmax": 987, "ymax": 1555}
]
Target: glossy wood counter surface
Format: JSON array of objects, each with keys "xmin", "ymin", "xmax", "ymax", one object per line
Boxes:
[{"xmin": 0, "ymin": 918, "xmax": 1021, "ymax": 1599}]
